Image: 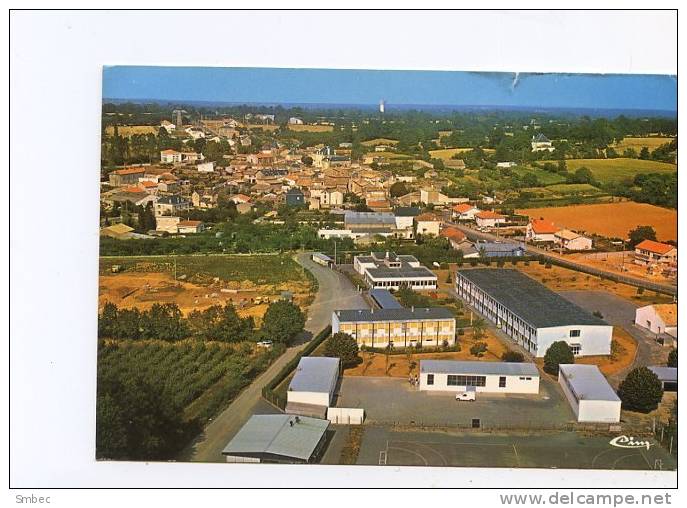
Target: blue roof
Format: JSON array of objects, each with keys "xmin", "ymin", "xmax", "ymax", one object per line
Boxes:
[{"xmin": 369, "ymin": 289, "xmax": 403, "ymax": 309}]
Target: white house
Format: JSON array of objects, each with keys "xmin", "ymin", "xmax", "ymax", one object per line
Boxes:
[
  {"xmin": 415, "ymin": 213, "xmax": 441, "ymax": 237},
  {"xmin": 185, "ymin": 127, "xmax": 205, "ymax": 139},
  {"xmin": 288, "ymin": 117, "xmax": 304, "ymax": 125},
  {"xmin": 635, "ymin": 304, "xmax": 677, "ymax": 337},
  {"xmin": 419, "ymin": 360, "xmax": 540, "ymax": 395},
  {"xmin": 286, "ymin": 357, "xmax": 340, "ymax": 418},
  {"xmin": 452, "ymin": 203, "xmax": 480, "ymax": 220},
  {"xmin": 531, "ymin": 133, "xmax": 555, "ymax": 152},
  {"xmin": 455, "ymin": 269, "xmax": 613, "ymax": 357},
  {"xmin": 353, "ymin": 252, "xmax": 436, "ymax": 290},
  {"xmin": 558, "ymin": 364, "xmax": 621, "ymax": 423},
  {"xmin": 475, "ymin": 211, "xmax": 507, "ymax": 228},
  {"xmin": 177, "ymin": 220, "xmax": 204, "ymax": 234},
  {"xmin": 526, "ymin": 218, "xmax": 559, "ymax": 243},
  {"xmin": 496, "ymin": 161, "xmax": 517, "ymax": 168},
  {"xmin": 160, "ymin": 149, "xmax": 182, "ymax": 163},
  {"xmin": 160, "ymin": 120, "xmax": 176, "ymax": 133},
  {"xmin": 634, "ymin": 240, "xmax": 677, "ymax": 267},
  {"xmin": 196, "ymin": 161, "xmax": 215, "ymax": 173},
  {"xmin": 554, "ymin": 229, "xmax": 593, "ymax": 251},
  {"xmin": 155, "ymin": 216, "xmax": 181, "ymax": 233}
]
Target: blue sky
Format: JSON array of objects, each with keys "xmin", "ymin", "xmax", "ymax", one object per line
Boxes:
[{"xmin": 103, "ymin": 66, "xmax": 676, "ymax": 112}]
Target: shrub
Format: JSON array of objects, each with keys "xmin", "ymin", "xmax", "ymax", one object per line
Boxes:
[
  {"xmin": 593, "ymin": 311, "xmax": 604, "ymax": 319},
  {"xmin": 667, "ymin": 348, "xmax": 677, "ymax": 368},
  {"xmin": 618, "ymin": 367, "xmax": 664, "ymax": 413},
  {"xmin": 545, "ymin": 263, "xmax": 552, "ymax": 269},
  {"xmin": 470, "ymin": 342, "xmax": 488, "ymax": 357},
  {"xmin": 543, "ymin": 341, "xmax": 574, "ymax": 375},
  {"xmin": 501, "ymin": 350, "xmax": 524, "ymax": 362},
  {"xmin": 637, "ymin": 287, "xmax": 645, "ymax": 295},
  {"xmin": 324, "ymin": 332, "xmax": 360, "ymax": 367}
]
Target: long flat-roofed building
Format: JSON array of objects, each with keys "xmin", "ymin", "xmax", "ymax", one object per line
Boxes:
[
  {"xmin": 286, "ymin": 357, "xmax": 340, "ymax": 418},
  {"xmin": 221, "ymin": 414, "xmax": 329, "ymax": 463},
  {"xmin": 558, "ymin": 364, "xmax": 621, "ymax": 423},
  {"xmin": 354, "ymin": 251, "xmax": 437, "ymax": 290},
  {"xmin": 419, "ymin": 360, "xmax": 540, "ymax": 394},
  {"xmin": 455, "ymin": 269, "xmax": 612, "ymax": 357},
  {"xmin": 332, "ymin": 307, "xmax": 456, "ymax": 348}
]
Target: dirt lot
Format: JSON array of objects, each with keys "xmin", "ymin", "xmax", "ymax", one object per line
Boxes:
[
  {"xmin": 344, "ymin": 329, "xmax": 510, "ymax": 378},
  {"xmin": 98, "ymin": 271, "xmax": 310, "ymax": 324},
  {"xmin": 568, "ymin": 251, "xmax": 675, "ymax": 284},
  {"xmin": 518, "ymin": 201, "xmax": 677, "ymax": 242},
  {"xmin": 104, "ymin": 125, "xmax": 159, "ymax": 137},
  {"xmin": 513, "ymin": 262, "xmax": 674, "ymax": 306}
]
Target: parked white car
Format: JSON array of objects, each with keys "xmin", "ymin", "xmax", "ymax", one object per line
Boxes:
[
  {"xmin": 256, "ymin": 340, "xmax": 273, "ymax": 348},
  {"xmin": 455, "ymin": 387, "xmax": 476, "ymax": 401}
]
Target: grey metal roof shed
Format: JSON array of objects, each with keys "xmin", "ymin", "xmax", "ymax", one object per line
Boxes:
[
  {"xmin": 288, "ymin": 357, "xmax": 340, "ymax": 394},
  {"xmin": 558, "ymin": 364, "xmax": 620, "ymax": 402},
  {"xmin": 222, "ymin": 414, "xmax": 329, "ymax": 462}
]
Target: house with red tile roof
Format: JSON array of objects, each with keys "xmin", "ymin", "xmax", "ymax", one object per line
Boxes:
[
  {"xmin": 526, "ymin": 218, "xmax": 560, "ymax": 242},
  {"xmin": 475, "ymin": 210, "xmax": 506, "ymax": 228},
  {"xmin": 177, "ymin": 220, "xmax": 204, "ymax": 234},
  {"xmin": 634, "ymin": 240, "xmax": 677, "ymax": 266},
  {"xmin": 451, "ymin": 203, "xmax": 480, "ymax": 220}
]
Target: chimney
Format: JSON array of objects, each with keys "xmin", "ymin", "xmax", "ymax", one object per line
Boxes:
[
  {"xmin": 371, "ymin": 307, "xmax": 374, "ymax": 314},
  {"xmin": 411, "ymin": 306, "xmax": 415, "ymax": 312}
]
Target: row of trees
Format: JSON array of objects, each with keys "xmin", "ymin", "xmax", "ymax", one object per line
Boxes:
[{"xmin": 98, "ymin": 300, "xmax": 305, "ymax": 344}]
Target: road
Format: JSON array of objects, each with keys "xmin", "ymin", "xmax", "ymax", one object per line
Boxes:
[
  {"xmin": 447, "ymin": 222, "xmax": 677, "ymax": 296},
  {"xmin": 179, "ymin": 251, "xmax": 365, "ymax": 463}
]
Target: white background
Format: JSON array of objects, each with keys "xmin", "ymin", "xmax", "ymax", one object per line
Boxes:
[{"xmin": 7, "ymin": 3, "xmax": 681, "ymax": 503}]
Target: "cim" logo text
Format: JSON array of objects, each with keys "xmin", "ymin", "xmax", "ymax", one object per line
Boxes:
[{"xmin": 609, "ymin": 435, "xmax": 651, "ymax": 450}]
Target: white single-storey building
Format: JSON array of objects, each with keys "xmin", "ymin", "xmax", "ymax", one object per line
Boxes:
[
  {"xmin": 419, "ymin": 360, "xmax": 540, "ymax": 394},
  {"xmin": 635, "ymin": 304, "xmax": 677, "ymax": 337},
  {"xmin": 222, "ymin": 414, "xmax": 329, "ymax": 463},
  {"xmin": 558, "ymin": 364, "xmax": 621, "ymax": 423},
  {"xmin": 455, "ymin": 269, "xmax": 613, "ymax": 357},
  {"xmin": 285, "ymin": 356, "xmax": 340, "ymax": 418},
  {"xmin": 554, "ymin": 229, "xmax": 593, "ymax": 251},
  {"xmin": 648, "ymin": 366, "xmax": 677, "ymax": 391},
  {"xmin": 475, "ymin": 211, "xmax": 507, "ymax": 228}
]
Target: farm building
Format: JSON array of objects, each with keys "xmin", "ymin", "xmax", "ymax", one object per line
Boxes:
[
  {"xmin": 108, "ymin": 167, "xmax": 146, "ymax": 187},
  {"xmin": 419, "ymin": 360, "xmax": 540, "ymax": 395},
  {"xmin": 554, "ymin": 229, "xmax": 593, "ymax": 251},
  {"xmin": 311, "ymin": 252, "xmax": 333, "ymax": 267},
  {"xmin": 526, "ymin": 218, "xmax": 559, "ymax": 243},
  {"xmin": 369, "ymin": 288, "xmax": 403, "ymax": 309},
  {"xmin": 634, "ymin": 240, "xmax": 677, "ymax": 267},
  {"xmin": 221, "ymin": 414, "xmax": 329, "ymax": 464},
  {"xmin": 475, "ymin": 211, "xmax": 507, "ymax": 228},
  {"xmin": 100, "ymin": 223, "xmax": 135, "ymax": 240},
  {"xmin": 286, "ymin": 357, "xmax": 340, "ymax": 418},
  {"xmin": 647, "ymin": 366, "xmax": 677, "ymax": 391},
  {"xmin": 353, "ymin": 252, "xmax": 437, "ymax": 290},
  {"xmin": 455, "ymin": 269, "xmax": 613, "ymax": 357},
  {"xmin": 332, "ymin": 307, "xmax": 456, "ymax": 349},
  {"xmin": 474, "ymin": 241, "xmax": 526, "ymax": 258},
  {"xmin": 635, "ymin": 304, "xmax": 677, "ymax": 338},
  {"xmin": 558, "ymin": 364, "xmax": 621, "ymax": 423}
]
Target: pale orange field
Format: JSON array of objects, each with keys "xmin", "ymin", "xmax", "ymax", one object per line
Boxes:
[
  {"xmin": 518, "ymin": 201, "xmax": 677, "ymax": 241},
  {"xmin": 287, "ymin": 124, "xmax": 334, "ymax": 132}
]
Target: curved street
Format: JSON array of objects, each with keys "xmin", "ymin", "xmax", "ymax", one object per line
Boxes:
[{"xmin": 179, "ymin": 251, "xmax": 365, "ymax": 463}]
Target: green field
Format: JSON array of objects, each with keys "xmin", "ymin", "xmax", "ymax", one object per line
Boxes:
[
  {"xmin": 513, "ymin": 167, "xmax": 567, "ymax": 186},
  {"xmin": 545, "ymin": 183, "xmax": 603, "ymax": 195},
  {"xmin": 566, "ymin": 158, "xmax": 677, "ymax": 184},
  {"xmin": 99, "ymin": 254, "xmax": 308, "ymax": 285}
]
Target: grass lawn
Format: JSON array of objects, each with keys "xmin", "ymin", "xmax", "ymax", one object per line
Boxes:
[
  {"xmin": 513, "ymin": 166, "xmax": 567, "ymax": 186},
  {"xmin": 99, "ymin": 253, "xmax": 308, "ymax": 285},
  {"xmin": 430, "ymin": 147, "xmax": 495, "ymax": 160},
  {"xmin": 544, "ymin": 183, "xmax": 603, "ymax": 195},
  {"xmin": 565, "ymin": 158, "xmax": 676, "ymax": 184}
]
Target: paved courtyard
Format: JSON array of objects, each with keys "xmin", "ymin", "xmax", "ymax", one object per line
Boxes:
[
  {"xmin": 335, "ymin": 375, "xmax": 574, "ymax": 429},
  {"xmin": 560, "ymin": 290, "xmax": 670, "ymax": 384},
  {"xmin": 356, "ymin": 427, "xmax": 676, "ymax": 471}
]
